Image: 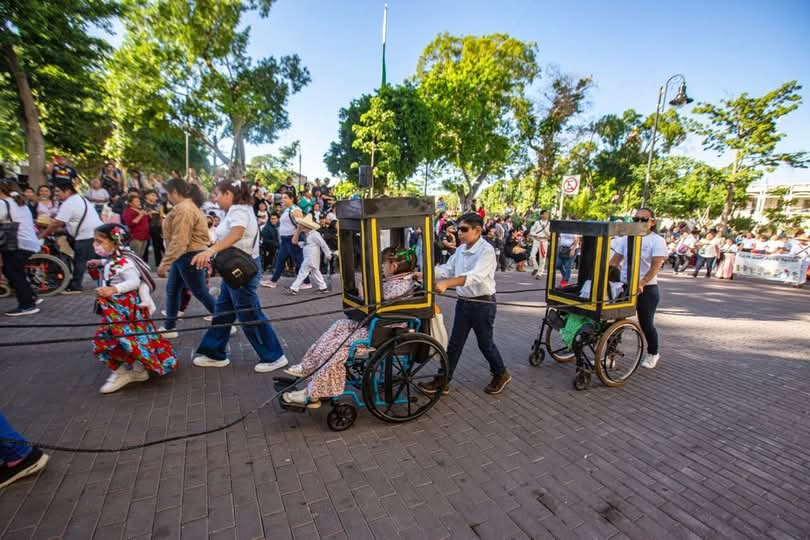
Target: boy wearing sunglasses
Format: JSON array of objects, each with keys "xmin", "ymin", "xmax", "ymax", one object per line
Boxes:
[
  {"xmin": 609, "ymin": 208, "xmax": 667, "ymax": 369},
  {"xmin": 419, "ymin": 212, "xmax": 511, "ymax": 396}
]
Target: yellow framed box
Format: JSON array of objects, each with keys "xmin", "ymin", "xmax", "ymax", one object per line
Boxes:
[{"xmin": 545, "ymin": 220, "xmax": 646, "ymax": 320}]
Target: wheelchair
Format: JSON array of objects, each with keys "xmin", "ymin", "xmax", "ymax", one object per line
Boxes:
[
  {"xmin": 528, "ymin": 219, "xmax": 647, "ymax": 391},
  {"xmin": 275, "ymin": 313, "xmax": 447, "ymax": 431},
  {"xmin": 275, "ymin": 196, "xmax": 448, "ymax": 430}
]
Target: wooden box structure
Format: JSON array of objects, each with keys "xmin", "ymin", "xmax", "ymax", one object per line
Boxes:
[
  {"xmin": 546, "ymin": 220, "xmax": 648, "ymax": 320},
  {"xmin": 335, "ymin": 197, "xmax": 435, "ymax": 320}
]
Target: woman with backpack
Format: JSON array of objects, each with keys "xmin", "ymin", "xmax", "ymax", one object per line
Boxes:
[{"xmin": 0, "ymin": 179, "xmax": 42, "ymax": 316}]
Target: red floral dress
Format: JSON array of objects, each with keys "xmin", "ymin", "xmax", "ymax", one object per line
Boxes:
[{"xmin": 89, "ymin": 253, "xmax": 176, "ymax": 374}]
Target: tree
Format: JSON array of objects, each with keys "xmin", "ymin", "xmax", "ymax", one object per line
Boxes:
[
  {"xmin": 414, "ymin": 33, "xmax": 539, "ymax": 211},
  {"xmin": 642, "ymin": 156, "xmax": 727, "ymax": 220},
  {"xmin": 1, "ymin": 0, "xmax": 119, "ymax": 185},
  {"xmin": 692, "ymin": 81, "xmax": 808, "ymax": 227},
  {"xmin": 517, "ymin": 73, "xmax": 592, "ymax": 207},
  {"xmin": 110, "ymin": 0, "xmax": 309, "ymax": 176},
  {"xmin": 352, "ymin": 96, "xmax": 399, "ymax": 193},
  {"xmin": 324, "ymin": 83, "xmax": 433, "ymax": 190}
]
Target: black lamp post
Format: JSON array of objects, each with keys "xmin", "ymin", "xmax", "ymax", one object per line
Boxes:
[{"xmin": 641, "ymin": 74, "xmax": 693, "ymax": 207}]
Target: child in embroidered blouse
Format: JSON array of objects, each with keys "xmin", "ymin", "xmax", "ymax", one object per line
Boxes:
[{"xmin": 88, "ymin": 224, "xmax": 176, "ymax": 394}]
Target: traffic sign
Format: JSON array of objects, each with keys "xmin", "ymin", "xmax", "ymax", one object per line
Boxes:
[{"xmin": 562, "ymin": 175, "xmax": 580, "ymax": 196}]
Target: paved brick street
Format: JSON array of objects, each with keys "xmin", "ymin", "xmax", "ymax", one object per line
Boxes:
[{"xmin": 0, "ymin": 271, "xmax": 809, "ymax": 540}]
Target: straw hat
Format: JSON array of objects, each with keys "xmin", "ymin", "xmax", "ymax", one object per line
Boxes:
[
  {"xmin": 35, "ymin": 215, "xmax": 52, "ymax": 227},
  {"xmin": 297, "ymin": 214, "xmax": 320, "ymax": 231}
]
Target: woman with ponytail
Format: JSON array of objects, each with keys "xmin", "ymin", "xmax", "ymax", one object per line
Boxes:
[
  {"xmin": 157, "ymin": 177, "xmax": 215, "ymax": 337},
  {"xmin": 0, "ymin": 180, "xmax": 42, "ymax": 316},
  {"xmin": 191, "ymin": 180, "xmax": 288, "ymax": 374}
]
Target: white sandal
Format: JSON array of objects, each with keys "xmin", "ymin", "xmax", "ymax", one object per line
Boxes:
[{"xmin": 283, "ymin": 364, "xmax": 306, "ymax": 377}]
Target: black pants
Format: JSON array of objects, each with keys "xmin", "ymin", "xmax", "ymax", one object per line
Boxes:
[
  {"xmin": 150, "ymin": 228, "xmax": 164, "ymax": 267},
  {"xmin": 446, "ymin": 297, "xmax": 506, "ymax": 381},
  {"xmin": 637, "ymin": 284, "xmax": 660, "ymax": 355},
  {"xmin": 261, "ymin": 245, "xmax": 277, "ymax": 272},
  {"xmin": 70, "ymin": 238, "xmax": 94, "ymax": 290},
  {"xmin": 1, "ymin": 249, "xmax": 35, "ymax": 309},
  {"xmin": 673, "ymin": 254, "xmax": 689, "ymax": 273}
]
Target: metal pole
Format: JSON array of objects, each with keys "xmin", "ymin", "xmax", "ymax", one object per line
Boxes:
[
  {"xmin": 184, "ymin": 131, "xmax": 189, "ymax": 176},
  {"xmin": 370, "ymin": 143, "xmax": 376, "ymax": 198},
  {"xmin": 558, "ymin": 179, "xmax": 565, "ymax": 219},
  {"xmin": 642, "ymin": 87, "xmax": 663, "ymax": 208},
  {"xmin": 424, "ymin": 162, "xmax": 429, "ymax": 195}
]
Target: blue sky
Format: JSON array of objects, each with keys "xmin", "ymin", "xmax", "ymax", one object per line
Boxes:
[{"xmin": 134, "ymin": 0, "xmax": 810, "ymax": 187}]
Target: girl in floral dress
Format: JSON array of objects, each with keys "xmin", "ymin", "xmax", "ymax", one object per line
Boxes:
[
  {"xmin": 281, "ymin": 247, "xmax": 419, "ymax": 408},
  {"xmin": 89, "ymin": 223, "xmax": 176, "ymax": 394}
]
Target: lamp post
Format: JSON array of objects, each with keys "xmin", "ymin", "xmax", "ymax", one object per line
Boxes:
[{"xmin": 641, "ymin": 74, "xmax": 693, "ymax": 207}]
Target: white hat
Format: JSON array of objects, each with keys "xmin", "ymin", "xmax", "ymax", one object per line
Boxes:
[{"xmin": 297, "ymin": 214, "xmax": 320, "ymax": 231}]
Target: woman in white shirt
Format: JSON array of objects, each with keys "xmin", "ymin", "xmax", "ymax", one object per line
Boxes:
[
  {"xmin": 0, "ymin": 180, "xmax": 43, "ymax": 316},
  {"xmin": 191, "ymin": 180, "xmax": 289, "ymax": 374}
]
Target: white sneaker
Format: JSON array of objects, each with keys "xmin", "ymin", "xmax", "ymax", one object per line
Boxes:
[
  {"xmin": 298, "ymin": 283, "xmax": 313, "ymax": 290},
  {"xmin": 100, "ymin": 366, "xmax": 133, "ymax": 394},
  {"xmin": 157, "ymin": 327, "xmax": 179, "ymax": 339},
  {"xmin": 230, "ymin": 326, "xmax": 238, "ymax": 335},
  {"xmin": 641, "ymin": 353, "xmax": 660, "ymax": 369},
  {"xmin": 254, "ymin": 355, "xmax": 289, "ymax": 373},
  {"xmin": 130, "ymin": 363, "xmax": 150, "ymax": 382},
  {"xmin": 260, "ymin": 279, "xmax": 277, "ymax": 288},
  {"xmin": 193, "ymin": 355, "xmax": 231, "ymax": 368},
  {"xmin": 209, "ymin": 286, "xmax": 220, "ymax": 297},
  {"xmin": 204, "ymin": 315, "xmax": 213, "ymax": 322},
  {"xmin": 282, "ymin": 389, "xmax": 320, "ymax": 408},
  {"xmin": 283, "ymin": 363, "xmax": 306, "ymax": 377},
  {"xmin": 161, "ymin": 310, "xmax": 184, "ymax": 318}
]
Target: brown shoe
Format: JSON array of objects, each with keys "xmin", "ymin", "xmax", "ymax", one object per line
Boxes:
[
  {"xmin": 418, "ymin": 376, "xmax": 449, "ymax": 396},
  {"xmin": 484, "ymin": 370, "xmax": 512, "ymax": 395}
]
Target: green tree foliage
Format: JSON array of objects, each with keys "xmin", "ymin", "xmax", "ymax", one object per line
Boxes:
[
  {"xmin": 244, "ymin": 140, "xmax": 300, "ymax": 188},
  {"xmin": 517, "ymin": 73, "xmax": 592, "ymax": 206},
  {"xmin": 692, "ymin": 81, "xmax": 808, "ymax": 227},
  {"xmin": 1, "ymin": 0, "xmax": 120, "ymax": 185},
  {"xmin": 352, "ymin": 96, "xmax": 399, "ymax": 193},
  {"xmin": 761, "ymin": 187, "xmax": 805, "ymax": 232},
  {"xmin": 415, "ymin": 33, "xmax": 539, "ymax": 211},
  {"xmin": 110, "ymin": 0, "xmax": 309, "ymax": 177},
  {"xmin": 324, "ymin": 83, "xmax": 432, "ymax": 190},
  {"xmin": 642, "ymin": 156, "xmax": 727, "ymax": 219}
]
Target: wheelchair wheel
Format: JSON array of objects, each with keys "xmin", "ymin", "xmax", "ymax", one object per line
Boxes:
[
  {"xmin": 594, "ymin": 320, "xmax": 643, "ymax": 388},
  {"xmin": 25, "ymin": 253, "xmax": 70, "ymax": 297},
  {"xmin": 362, "ymin": 332, "xmax": 447, "ymax": 424},
  {"xmin": 528, "ymin": 337, "xmax": 545, "ymax": 366},
  {"xmin": 327, "ymin": 403, "xmax": 358, "ymax": 431},
  {"xmin": 544, "ymin": 324, "xmax": 575, "ymax": 363}
]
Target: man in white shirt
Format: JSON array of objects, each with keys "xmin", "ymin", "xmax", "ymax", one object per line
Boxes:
[
  {"xmin": 419, "ymin": 212, "xmax": 511, "ymax": 396},
  {"xmin": 529, "ymin": 210, "xmax": 550, "ymax": 276},
  {"xmin": 610, "ymin": 208, "xmax": 667, "ymax": 369},
  {"xmin": 39, "ymin": 178, "xmax": 103, "ymax": 293}
]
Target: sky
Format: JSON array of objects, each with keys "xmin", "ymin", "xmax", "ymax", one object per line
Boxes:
[{"xmin": 131, "ymin": 0, "xmax": 810, "ymax": 188}]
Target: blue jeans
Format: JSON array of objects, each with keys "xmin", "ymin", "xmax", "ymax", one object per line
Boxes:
[
  {"xmin": 692, "ymin": 256, "xmax": 716, "ymax": 277},
  {"xmin": 556, "ymin": 254, "xmax": 573, "ymax": 282},
  {"xmin": 0, "ymin": 411, "xmax": 30, "ymax": 461},
  {"xmin": 269, "ymin": 236, "xmax": 303, "ymax": 283},
  {"xmin": 164, "ymin": 251, "xmax": 216, "ymax": 330},
  {"xmin": 196, "ymin": 257, "xmax": 284, "ymax": 363},
  {"xmin": 446, "ymin": 297, "xmax": 506, "ymax": 381}
]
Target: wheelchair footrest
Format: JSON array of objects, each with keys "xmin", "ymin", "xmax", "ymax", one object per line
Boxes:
[
  {"xmin": 273, "ymin": 376, "xmax": 298, "ymax": 393},
  {"xmin": 279, "ymin": 400, "xmax": 308, "ymax": 413}
]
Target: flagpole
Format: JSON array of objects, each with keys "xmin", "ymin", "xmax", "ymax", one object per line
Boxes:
[{"xmin": 381, "ymin": 3, "xmax": 388, "ymax": 88}]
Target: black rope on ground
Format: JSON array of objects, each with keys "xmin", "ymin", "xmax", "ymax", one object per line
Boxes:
[{"xmin": 0, "ymin": 291, "xmax": 343, "ymax": 329}]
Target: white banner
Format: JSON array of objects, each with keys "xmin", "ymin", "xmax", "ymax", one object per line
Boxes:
[{"xmin": 733, "ymin": 252, "xmax": 810, "ymax": 285}]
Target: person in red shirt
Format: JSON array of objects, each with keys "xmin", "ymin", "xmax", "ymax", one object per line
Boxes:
[
  {"xmin": 477, "ymin": 206, "xmax": 486, "ymax": 219},
  {"xmin": 122, "ymin": 193, "xmax": 151, "ymax": 259}
]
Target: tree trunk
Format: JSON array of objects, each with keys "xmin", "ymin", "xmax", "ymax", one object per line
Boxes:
[
  {"xmin": 3, "ymin": 43, "xmax": 46, "ymax": 187},
  {"xmin": 233, "ymin": 121, "xmax": 246, "ymax": 178},
  {"xmin": 720, "ymin": 151, "xmax": 740, "ymax": 229}
]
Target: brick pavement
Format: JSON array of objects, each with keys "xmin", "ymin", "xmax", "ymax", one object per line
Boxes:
[{"xmin": 0, "ymin": 271, "xmax": 809, "ymax": 539}]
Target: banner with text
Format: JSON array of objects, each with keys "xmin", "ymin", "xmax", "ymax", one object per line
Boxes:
[{"xmin": 733, "ymin": 252, "xmax": 809, "ymax": 285}]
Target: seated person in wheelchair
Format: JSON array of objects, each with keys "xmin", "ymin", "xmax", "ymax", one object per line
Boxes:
[{"xmin": 281, "ymin": 247, "xmax": 420, "ymax": 408}]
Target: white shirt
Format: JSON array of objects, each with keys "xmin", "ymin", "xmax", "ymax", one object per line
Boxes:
[
  {"xmin": 558, "ymin": 233, "xmax": 576, "ymax": 248},
  {"xmin": 85, "ymin": 188, "xmax": 110, "ymax": 203},
  {"xmin": 0, "ymin": 198, "xmax": 43, "ymax": 253},
  {"xmin": 301, "ymin": 229, "xmax": 331, "ymax": 261},
  {"xmin": 615, "ymin": 233, "xmax": 667, "ymax": 286},
  {"xmin": 216, "ymin": 204, "xmax": 260, "ymax": 258},
  {"xmin": 741, "ymin": 237, "xmax": 755, "ymax": 250},
  {"xmin": 530, "ymin": 220, "xmax": 550, "ymax": 239},
  {"xmin": 278, "ymin": 205, "xmax": 300, "ymax": 236},
  {"xmin": 201, "ymin": 201, "xmax": 225, "ymax": 220},
  {"xmin": 435, "ymin": 237, "xmax": 497, "ymax": 297},
  {"xmin": 55, "ymin": 193, "xmax": 103, "ymax": 240}
]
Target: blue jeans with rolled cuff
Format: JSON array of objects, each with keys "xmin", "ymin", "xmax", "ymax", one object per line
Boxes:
[{"xmin": 164, "ymin": 251, "xmax": 216, "ymax": 330}]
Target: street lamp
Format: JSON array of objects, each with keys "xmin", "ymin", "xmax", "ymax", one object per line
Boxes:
[{"xmin": 641, "ymin": 74, "xmax": 693, "ymax": 207}]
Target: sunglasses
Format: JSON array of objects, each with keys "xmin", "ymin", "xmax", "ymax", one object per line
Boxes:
[
  {"xmin": 632, "ymin": 217, "xmax": 650, "ymax": 223},
  {"xmin": 457, "ymin": 226, "xmax": 471, "ymax": 233}
]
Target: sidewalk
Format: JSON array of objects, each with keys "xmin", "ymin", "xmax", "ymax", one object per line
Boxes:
[{"xmin": 0, "ymin": 272, "xmax": 808, "ymax": 539}]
